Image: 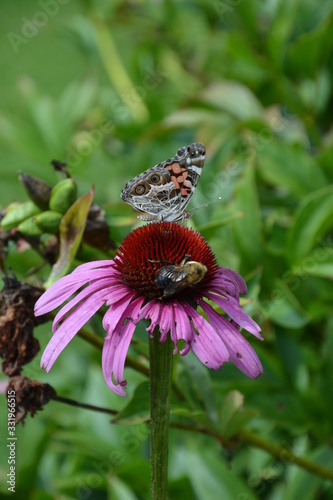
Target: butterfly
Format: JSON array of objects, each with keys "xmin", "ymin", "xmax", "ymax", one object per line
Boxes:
[
  {"xmin": 121, "ymin": 143, "xmax": 205, "ymax": 222},
  {"xmin": 155, "ymin": 254, "xmax": 207, "ymax": 298}
]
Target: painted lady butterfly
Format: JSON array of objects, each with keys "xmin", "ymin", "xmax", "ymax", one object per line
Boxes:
[{"xmin": 121, "ymin": 143, "xmax": 205, "ymax": 222}]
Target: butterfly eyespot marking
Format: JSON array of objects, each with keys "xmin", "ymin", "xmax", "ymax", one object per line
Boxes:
[
  {"xmin": 135, "ymin": 185, "xmax": 146, "ymax": 195},
  {"xmin": 121, "ymin": 142, "xmax": 206, "ymax": 222},
  {"xmin": 150, "ymin": 174, "xmax": 160, "ymax": 183}
]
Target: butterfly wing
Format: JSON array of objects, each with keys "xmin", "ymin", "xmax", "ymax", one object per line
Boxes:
[{"xmin": 121, "ymin": 143, "xmax": 205, "ymax": 222}]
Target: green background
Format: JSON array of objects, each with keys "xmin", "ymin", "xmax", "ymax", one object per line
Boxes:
[{"xmin": 1, "ymin": 0, "xmax": 333, "ymax": 498}]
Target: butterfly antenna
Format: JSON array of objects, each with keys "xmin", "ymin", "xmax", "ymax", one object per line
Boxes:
[{"xmin": 190, "ymin": 196, "xmax": 222, "ymax": 215}]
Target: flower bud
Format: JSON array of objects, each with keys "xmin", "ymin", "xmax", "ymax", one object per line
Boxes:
[
  {"xmin": 17, "ymin": 216, "xmax": 43, "ymax": 237},
  {"xmin": 49, "ymin": 178, "xmax": 77, "ymax": 214},
  {"xmin": 34, "ymin": 211, "xmax": 63, "ymax": 234},
  {"xmin": 0, "ymin": 201, "xmax": 41, "ymax": 231},
  {"xmin": 19, "ymin": 173, "xmax": 52, "ymax": 210}
]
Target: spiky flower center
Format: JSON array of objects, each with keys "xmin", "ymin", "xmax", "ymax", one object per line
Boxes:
[{"xmin": 114, "ymin": 223, "xmax": 218, "ymax": 300}]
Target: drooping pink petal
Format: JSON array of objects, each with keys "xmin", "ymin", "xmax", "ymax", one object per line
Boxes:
[
  {"xmin": 135, "ymin": 300, "xmax": 162, "ymax": 336},
  {"xmin": 102, "ymin": 297, "xmax": 144, "ymax": 396},
  {"xmin": 146, "ymin": 302, "xmax": 162, "ymax": 336},
  {"xmin": 170, "ymin": 303, "xmax": 178, "ymax": 354},
  {"xmin": 52, "ymin": 278, "xmax": 116, "ymax": 333},
  {"xmin": 200, "ymin": 300, "xmax": 263, "ymax": 378},
  {"xmin": 215, "ymin": 268, "xmax": 248, "ymax": 295},
  {"xmin": 104, "ymin": 284, "xmax": 138, "ymax": 307},
  {"xmin": 71, "ymin": 260, "xmax": 117, "ymax": 273},
  {"xmin": 208, "ymin": 274, "xmax": 243, "ymax": 299},
  {"xmin": 158, "ymin": 302, "xmax": 173, "ymax": 343},
  {"xmin": 172, "ymin": 302, "xmax": 193, "ymax": 355},
  {"xmin": 203, "ymin": 292, "xmax": 262, "ymax": 338},
  {"xmin": 41, "ymin": 289, "xmax": 107, "ymax": 371},
  {"xmin": 182, "ymin": 302, "xmax": 229, "ymax": 369},
  {"xmin": 102, "ymin": 290, "xmax": 139, "ymax": 333},
  {"xmin": 35, "ymin": 266, "xmax": 120, "ymax": 315}
]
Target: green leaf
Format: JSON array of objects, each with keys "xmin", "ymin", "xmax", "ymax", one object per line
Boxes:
[
  {"xmin": 45, "ymin": 188, "xmax": 94, "ymax": 287},
  {"xmin": 218, "ymin": 390, "xmax": 257, "ymax": 440},
  {"xmin": 197, "ymin": 211, "xmax": 244, "ymax": 240},
  {"xmin": 174, "ymin": 445, "xmax": 257, "ymax": 500},
  {"xmin": 287, "ymin": 185, "xmax": 333, "ymax": 264},
  {"xmin": 292, "ymin": 248, "xmax": 333, "ymax": 279},
  {"xmin": 224, "ymin": 32, "xmax": 269, "ymax": 87},
  {"xmin": 232, "ymin": 164, "xmax": 263, "ymax": 270},
  {"xmin": 288, "ymin": 14, "xmax": 333, "ymax": 77},
  {"xmin": 92, "ymin": 17, "xmax": 148, "ymax": 123},
  {"xmin": 200, "ymin": 81, "xmax": 264, "ymax": 121},
  {"xmin": 112, "ymin": 382, "xmax": 150, "ymax": 425},
  {"xmin": 180, "ymin": 351, "xmax": 217, "ymax": 422},
  {"xmin": 283, "ymin": 444, "xmax": 333, "ymax": 500},
  {"xmin": 58, "ymin": 78, "xmax": 97, "ymax": 126},
  {"xmin": 266, "ymin": 0, "xmax": 300, "ymax": 69},
  {"xmin": 262, "ymin": 279, "xmax": 311, "ymax": 328},
  {"xmin": 108, "ymin": 476, "xmax": 139, "ymax": 500},
  {"xmin": 163, "ymin": 109, "xmax": 229, "ymax": 129},
  {"xmin": 257, "ymin": 142, "xmax": 327, "ymax": 196}
]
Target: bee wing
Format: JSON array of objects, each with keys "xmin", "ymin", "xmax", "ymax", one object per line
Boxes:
[{"xmin": 162, "ymin": 271, "xmax": 188, "ymax": 297}]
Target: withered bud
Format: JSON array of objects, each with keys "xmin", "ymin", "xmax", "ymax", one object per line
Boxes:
[
  {"xmin": 19, "ymin": 173, "xmax": 52, "ymax": 210},
  {"xmin": 88, "ymin": 203, "xmax": 105, "ymax": 221},
  {"xmin": 50, "ymin": 160, "xmax": 70, "ymax": 178},
  {"xmin": 83, "ymin": 218, "xmax": 116, "ymax": 251},
  {"xmin": 82, "ymin": 203, "xmax": 116, "ymax": 251},
  {"xmin": 7, "ymin": 376, "xmax": 56, "ymax": 425},
  {"xmin": 43, "ymin": 235, "xmax": 60, "ymax": 264},
  {"xmin": 0, "ymin": 273, "xmax": 48, "ymax": 376}
]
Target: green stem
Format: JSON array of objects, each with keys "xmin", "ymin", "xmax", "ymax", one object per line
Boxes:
[
  {"xmin": 149, "ymin": 330, "xmax": 173, "ymax": 500},
  {"xmin": 52, "ymin": 395, "xmax": 117, "ymax": 416}
]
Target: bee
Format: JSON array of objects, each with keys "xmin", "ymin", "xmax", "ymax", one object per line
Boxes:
[{"xmin": 155, "ymin": 255, "xmax": 207, "ymax": 298}]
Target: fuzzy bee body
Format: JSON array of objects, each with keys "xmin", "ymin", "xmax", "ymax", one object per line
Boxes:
[{"xmin": 155, "ymin": 255, "xmax": 207, "ymax": 298}]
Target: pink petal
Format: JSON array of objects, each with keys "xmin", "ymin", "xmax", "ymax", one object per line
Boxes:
[
  {"xmin": 104, "ymin": 284, "xmax": 138, "ymax": 306},
  {"xmin": 135, "ymin": 301, "xmax": 161, "ymax": 336},
  {"xmin": 200, "ymin": 300, "xmax": 263, "ymax": 378},
  {"xmin": 102, "ymin": 290, "xmax": 139, "ymax": 333},
  {"xmin": 52, "ymin": 278, "xmax": 115, "ymax": 333},
  {"xmin": 41, "ymin": 289, "xmax": 106, "ymax": 371},
  {"xmin": 203, "ymin": 292, "xmax": 262, "ymax": 338},
  {"xmin": 72, "ymin": 260, "xmax": 116, "ymax": 273},
  {"xmin": 182, "ymin": 302, "xmax": 229, "ymax": 369},
  {"xmin": 173, "ymin": 302, "xmax": 193, "ymax": 355},
  {"xmin": 216, "ymin": 267, "xmax": 248, "ymax": 295},
  {"xmin": 158, "ymin": 302, "xmax": 173, "ymax": 342},
  {"xmin": 102, "ymin": 297, "xmax": 143, "ymax": 396},
  {"xmin": 35, "ymin": 266, "xmax": 120, "ymax": 315},
  {"xmin": 170, "ymin": 304, "xmax": 178, "ymax": 354}
]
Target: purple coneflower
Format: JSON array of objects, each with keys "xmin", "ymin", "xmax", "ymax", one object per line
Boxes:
[{"xmin": 35, "ymin": 223, "xmax": 263, "ymax": 396}]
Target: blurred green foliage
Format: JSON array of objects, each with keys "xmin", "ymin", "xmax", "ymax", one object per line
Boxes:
[{"xmin": 1, "ymin": 0, "xmax": 333, "ymax": 498}]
